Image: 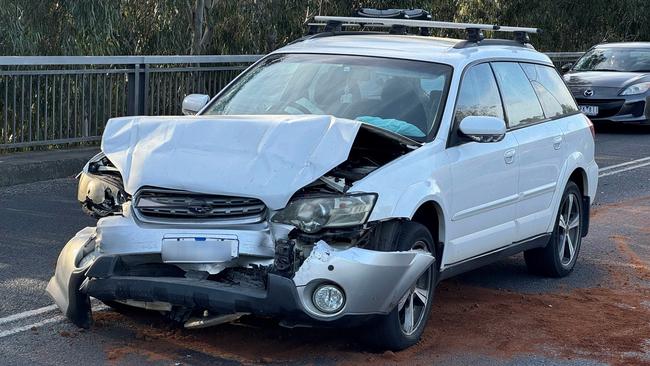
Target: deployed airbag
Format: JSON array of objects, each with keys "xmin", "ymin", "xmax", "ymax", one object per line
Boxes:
[{"xmin": 101, "ymin": 115, "xmax": 361, "ymax": 209}]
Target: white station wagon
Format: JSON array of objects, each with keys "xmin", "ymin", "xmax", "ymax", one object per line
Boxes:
[{"xmin": 48, "ymin": 13, "xmax": 598, "ymax": 350}]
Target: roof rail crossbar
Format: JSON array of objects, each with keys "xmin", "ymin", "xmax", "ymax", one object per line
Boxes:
[
  {"xmin": 323, "ymin": 20, "xmax": 343, "ymax": 33},
  {"xmin": 312, "ymin": 16, "xmax": 540, "ymax": 43},
  {"xmin": 390, "ymin": 24, "xmax": 408, "ymax": 35},
  {"xmin": 465, "ymin": 28, "xmax": 485, "ymax": 43}
]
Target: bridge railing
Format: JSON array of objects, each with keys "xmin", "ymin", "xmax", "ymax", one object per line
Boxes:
[
  {"xmin": 0, "ymin": 55, "xmax": 261, "ymax": 149},
  {"xmin": 0, "ymin": 52, "xmax": 583, "ymax": 150}
]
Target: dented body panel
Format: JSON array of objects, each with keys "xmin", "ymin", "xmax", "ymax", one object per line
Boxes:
[{"xmin": 101, "ymin": 114, "xmax": 361, "ymax": 209}]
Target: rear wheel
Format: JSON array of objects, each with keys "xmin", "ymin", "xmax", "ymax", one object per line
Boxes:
[
  {"xmin": 363, "ymin": 221, "xmax": 437, "ymax": 351},
  {"xmin": 524, "ymin": 181, "xmax": 583, "ymax": 277}
]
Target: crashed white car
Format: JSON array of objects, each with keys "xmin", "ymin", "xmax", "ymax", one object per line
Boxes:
[{"xmin": 48, "ymin": 17, "xmax": 598, "ymax": 350}]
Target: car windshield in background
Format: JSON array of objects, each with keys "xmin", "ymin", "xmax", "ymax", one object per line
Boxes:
[
  {"xmin": 573, "ymin": 47, "xmax": 650, "ymax": 72},
  {"xmin": 203, "ymin": 54, "xmax": 452, "ymax": 140}
]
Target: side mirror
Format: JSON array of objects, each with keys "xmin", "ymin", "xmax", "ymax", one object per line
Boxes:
[
  {"xmin": 182, "ymin": 94, "xmax": 210, "ymax": 115},
  {"xmin": 560, "ymin": 63, "xmax": 573, "ymax": 74},
  {"xmin": 459, "ymin": 116, "xmax": 507, "ymax": 143}
]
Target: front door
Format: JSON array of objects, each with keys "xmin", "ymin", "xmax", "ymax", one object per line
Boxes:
[{"xmin": 444, "ymin": 63, "xmax": 519, "ymax": 266}]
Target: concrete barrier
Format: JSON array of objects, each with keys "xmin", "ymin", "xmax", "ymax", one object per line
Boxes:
[{"xmin": 0, "ymin": 148, "xmax": 98, "ymax": 187}]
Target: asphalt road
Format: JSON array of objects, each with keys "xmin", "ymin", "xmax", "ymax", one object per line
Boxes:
[{"xmin": 0, "ymin": 124, "xmax": 649, "ymax": 365}]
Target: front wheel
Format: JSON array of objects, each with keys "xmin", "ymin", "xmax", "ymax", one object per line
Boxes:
[
  {"xmin": 524, "ymin": 181, "xmax": 584, "ymax": 277},
  {"xmin": 363, "ymin": 221, "xmax": 437, "ymax": 351}
]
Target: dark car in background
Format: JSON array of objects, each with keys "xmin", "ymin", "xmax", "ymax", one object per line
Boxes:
[{"xmin": 563, "ymin": 42, "xmax": 650, "ymax": 125}]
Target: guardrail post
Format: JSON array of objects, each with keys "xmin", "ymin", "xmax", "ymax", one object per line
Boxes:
[{"xmin": 127, "ymin": 63, "xmax": 146, "ymax": 115}]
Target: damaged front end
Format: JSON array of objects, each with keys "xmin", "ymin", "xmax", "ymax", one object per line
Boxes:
[{"xmin": 47, "ymin": 115, "xmax": 433, "ymax": 329}]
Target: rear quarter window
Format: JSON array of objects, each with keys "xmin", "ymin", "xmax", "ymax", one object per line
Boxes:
[{"xmin": 521, "ymin": 63, "xmax": 579, "ymax": 118}]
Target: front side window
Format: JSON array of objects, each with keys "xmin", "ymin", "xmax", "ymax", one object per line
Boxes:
[
  {"xmin": 453, "ymin": 63, "xmax": 504, "ymax": 126},
  {"xmin": 203, "ymin": 54, "xmax": 453, "ymax": 141},
  {"xmin": 521, "ymin": 63, "xmax": 579, "ymax": 118},
  {"xmin": 572, "ymin": 47, "xmax": 650, "ymax": 72},
  {"xmin": 491, "ymin": 62, "xmax": 545, "ymax": 128}
]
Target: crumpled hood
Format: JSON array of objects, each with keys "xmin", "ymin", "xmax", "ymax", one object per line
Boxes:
[{"xmin": 101, "ymin": 115, "xmax": 361, "ymax": 209}]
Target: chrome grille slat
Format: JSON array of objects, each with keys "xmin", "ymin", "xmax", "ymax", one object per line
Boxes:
[{"xmin": 134, "ymin": 188, "xmax": 266, "ymax": 224}]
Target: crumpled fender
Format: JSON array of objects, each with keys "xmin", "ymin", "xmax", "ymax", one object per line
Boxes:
[
  {"xmin": 292, "ymin": 241, "xmax": 434, "ymax": 317},
  {"xmin": 46, "ymin": 227, "xmax": 96, "ymax": 328}
]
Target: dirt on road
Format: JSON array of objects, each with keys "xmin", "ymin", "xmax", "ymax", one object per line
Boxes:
[{"xmin": 93, "ymin": 197, "xmax": 650, "ymax": 365}]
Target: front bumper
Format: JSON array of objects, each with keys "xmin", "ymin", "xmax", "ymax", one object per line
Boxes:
[
  {"xmin": 46, "ymin": 223, "xmax": 434, "ymax": 327},
  {"xmin": 574, "ymin": 95, "xmax": 650, "ymax": 124}
]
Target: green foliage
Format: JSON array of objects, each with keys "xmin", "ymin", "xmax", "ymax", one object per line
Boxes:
[{"xmin": 0, "ymin": 0, "xmax": 648, "ymax": 55}]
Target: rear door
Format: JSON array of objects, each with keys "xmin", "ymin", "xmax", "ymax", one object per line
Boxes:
[{"xmin": 491, "ymin": 62, "xmax": 570, "ymax": 240}]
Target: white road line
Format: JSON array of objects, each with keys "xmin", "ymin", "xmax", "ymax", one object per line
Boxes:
[
  {"xmin": 599, "ymin": 156, "xmax": 650, "ymax": 172},
  {"xmin": 0, "ymin": 304, "xmax": 109, "ymax": 339},
  {"xmin": 0, "ymin": 315, "xmax": 65, "ymax": 338},
  {"xmin": 599, "ymin": 161, "xmax": 650, "ymax": 178},
  {"xmin": 0, "ymin": 304, "xmax": 58, "ymax": 326}
]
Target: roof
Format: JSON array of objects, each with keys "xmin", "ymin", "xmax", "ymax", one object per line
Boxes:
[
  {"xmin": 274, "ymin": 34, "xmax": 552, "ymax": 69},
  {"xmin": 595, "ymin": 42, "xmax": 650, "ymax": 49}
]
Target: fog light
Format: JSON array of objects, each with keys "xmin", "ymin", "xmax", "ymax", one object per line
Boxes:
[{"xmin": 312, "ymin": 284, "xmax": 345, "ymax": 314}]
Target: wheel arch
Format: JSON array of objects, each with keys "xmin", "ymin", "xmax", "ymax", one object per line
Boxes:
[
  {"xmin": 410, "ymin": 200, "xmax": 446, "ymax": 269},
  {"xmin": 568, "ymin": 167, "xmax": 588, "ymax": 196}
]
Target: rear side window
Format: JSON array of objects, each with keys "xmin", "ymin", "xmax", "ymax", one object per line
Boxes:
[
  {"xmin": 491, "ymin": 62, "xmax": 545, "ymax": 128},
  {"xmin": 453, "ymin": 63, "xmax": 504, "ymax": 126},
  {"xmin": 521, "ymin": 63, "xmax": 579, "ymax": 118}
]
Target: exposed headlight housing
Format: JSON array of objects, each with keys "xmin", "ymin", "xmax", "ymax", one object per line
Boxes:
[
  {"xmin": 620, "ymin": 82, "xmax": 650, "ymax": 96},
  {"xmin": 271, "ymin": 193, "xmax": 377, "ymax": 233},
  {"xmin": 77, "ymin": 152, "xmax": 127, "ymax": 218}
]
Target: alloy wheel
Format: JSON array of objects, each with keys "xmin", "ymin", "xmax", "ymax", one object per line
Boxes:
[
  {"xmin": 558, "ymin": 193, "xmax": 581, "ymax": 266},
  {"xmin": 397, "ymin": 240, "xmax": 432, "ymax": 335}
]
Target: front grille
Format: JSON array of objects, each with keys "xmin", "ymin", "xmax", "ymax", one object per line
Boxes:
[{"xmin": 134, "ymin": 188, "xmax": 266, "ymax": 223}]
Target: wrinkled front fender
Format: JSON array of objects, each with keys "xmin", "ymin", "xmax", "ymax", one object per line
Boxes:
[{"xmin": 45, "ymin": 227, "xmax": 97, "ymax": 328}]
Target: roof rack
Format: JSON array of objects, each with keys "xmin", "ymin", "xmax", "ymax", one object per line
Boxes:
[{"xmin": 310, "ymin": 16, "xmax": 541, "ymax": 44}]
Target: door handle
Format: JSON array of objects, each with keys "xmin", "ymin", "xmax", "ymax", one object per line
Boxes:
[
  {"xmin": 553, "ymin": 136, "xmax": 563, "ymax": 150},
  {"xmin": 504, "ymin": 149, "xmax": 516, "ymax": 164}
]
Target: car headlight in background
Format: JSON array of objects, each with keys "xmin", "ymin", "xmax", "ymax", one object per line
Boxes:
[
  {"xmin": 620, "ymin": 82, "xmax": 650, "ymax": 96},
  {"xmin": 271, "ymin": 193, "xmax": 377, "ymax": 233}
]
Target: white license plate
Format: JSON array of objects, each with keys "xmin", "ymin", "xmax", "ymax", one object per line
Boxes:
[
  {"xmin": 162, "ymin": 234, "xmax": 238, "ymax": 263},
  {"xmin": 579, "ymin": 105, "xmax": 599, "ymax": 116}
]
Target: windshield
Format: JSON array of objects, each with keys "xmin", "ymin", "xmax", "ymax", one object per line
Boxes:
[
  {"xmin": 573, "ymin": 47, "xmax": 650, "ymax": 72},
  {"xmin": 203, "ymin": 54, "xmax": 453, "ymax": 140}
]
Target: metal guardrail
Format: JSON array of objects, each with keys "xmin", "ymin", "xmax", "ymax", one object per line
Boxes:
[
  {"xmin": 0, "ymin": 52, "xmax": 583, "ymax": 150},
  {"xmin": 0, "ymin": 55, "xmax": 262, "ymax": 149},
  {"xmin": 546, "ymin": 52, "xmax": 585, "ymax": 68}
]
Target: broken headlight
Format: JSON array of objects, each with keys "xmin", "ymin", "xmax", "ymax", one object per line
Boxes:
[
  {"xmin": 77, "ymin": 152, "xmax": 127, "ymax": 218},
  {"xmin": 271, "ymin": 193, "xmax": 377, "ymax": 233}
]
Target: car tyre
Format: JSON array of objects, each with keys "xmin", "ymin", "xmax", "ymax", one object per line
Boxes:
[
  {"xmin": 524, "ymin": 181, "xmax": 583, "ymax": 277},
  {"xmin": 363, "ymin": 221, "xmax": 437, "ymax": 351}
]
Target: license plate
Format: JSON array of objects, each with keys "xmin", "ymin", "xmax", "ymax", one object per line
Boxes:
[
  {"xmin": 162, "ymin": 234, "xmax": 238, "ymax": 263},
  {"xmin": 579, "ymin": 105, "xmax": 599, "ymax": 116}
]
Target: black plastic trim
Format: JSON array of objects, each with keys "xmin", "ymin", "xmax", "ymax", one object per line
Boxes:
[
  {"xmin": 83, "ymin": 255, "xmax": 376, "ymax": 327},
  {"xmin": 581, "ymin": 195, "xmax": 590, "ymax": 237},
  {"xmin": 439, "ymin": 233, "xmax": 551, "ymax": 280}
]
